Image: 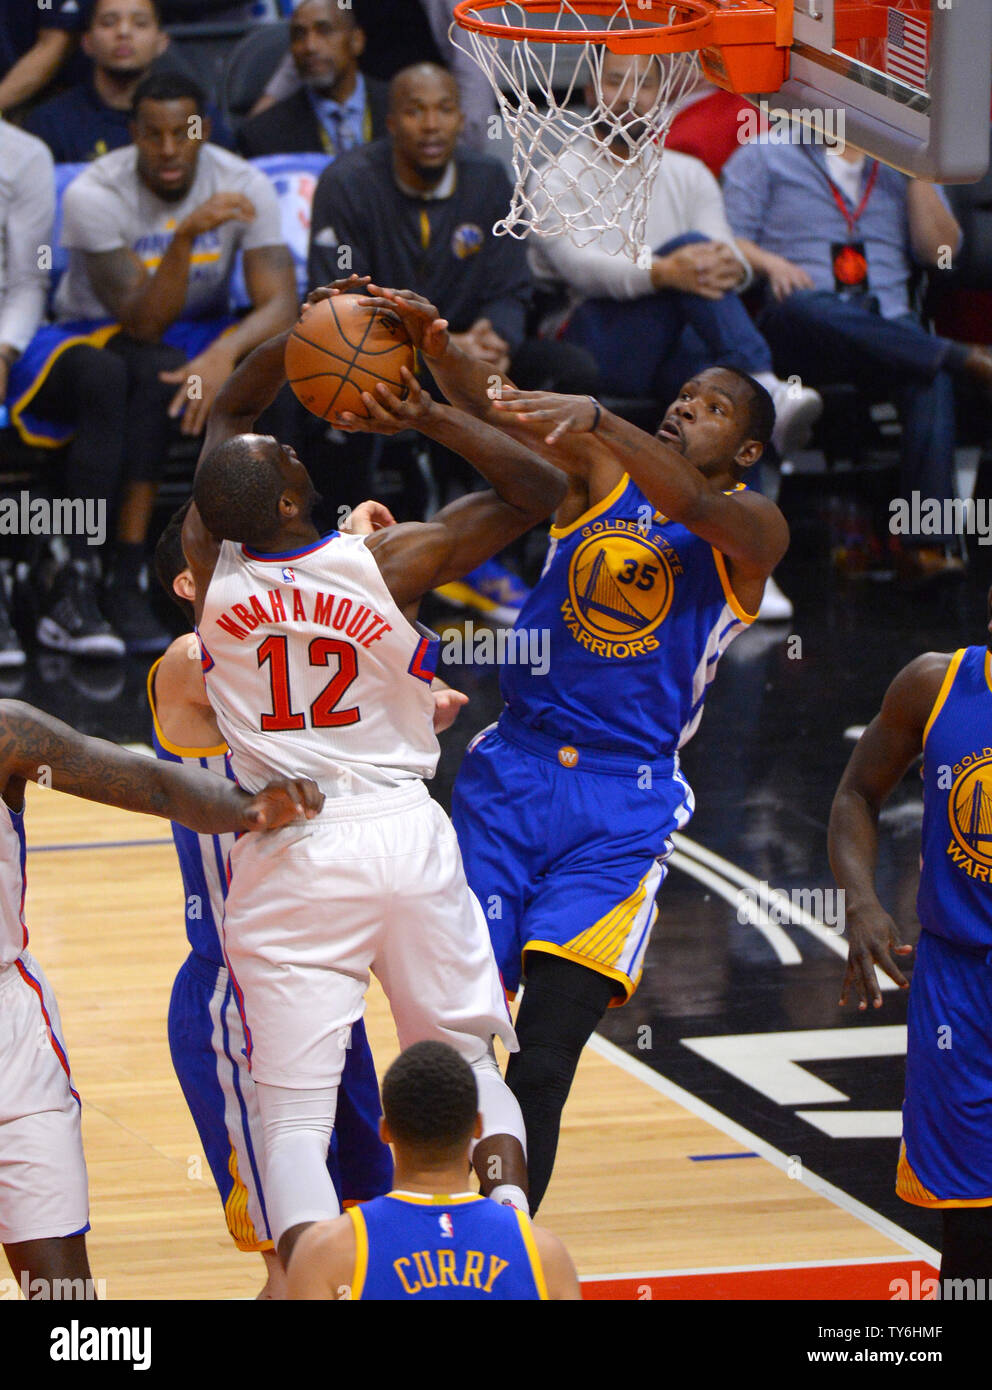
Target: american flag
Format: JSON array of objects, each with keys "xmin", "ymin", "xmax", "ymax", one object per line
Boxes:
[{"xmin": 884, "ymin": 7, "xmax": 929, "ymax": 90}]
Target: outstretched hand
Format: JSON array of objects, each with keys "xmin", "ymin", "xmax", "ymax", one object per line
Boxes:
[
  {"xmin": 240, "ymin": 777, "xmax": 324, "ymax": 831},
  {"xmin": 489, "ymin": 386, "xmax": 599, "ymax": 444},
  {"xmin": 336, "ymin": 367, "xmax": 439, "ymax": 435}
]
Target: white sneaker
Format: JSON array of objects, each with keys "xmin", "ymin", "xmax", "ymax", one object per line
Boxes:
[
  {"xmin": 757, "ymin": 575, "xmax": 793, "ymax": 622},
  {"xmin": 759, "ymin": 376, "xmax": 823, "ymax": 457}
]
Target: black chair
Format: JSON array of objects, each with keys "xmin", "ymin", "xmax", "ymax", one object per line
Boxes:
[
  {"xmin": 221, "ymin": 20, "xmax": 291, "ymax": 134},
  {"xmin": 162, "ymin": 20, "xmax": 250, "ymax": 112}
]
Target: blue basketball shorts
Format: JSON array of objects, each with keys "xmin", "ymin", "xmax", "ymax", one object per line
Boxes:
[
  {"xmin": 168, "ymin": 951, "xmax": 392, "ymax": 1250},
  {"xmin": 897, "ymin": 930, "xmax": 992, "ymax": 1208},
  {"xmin": 451, "ymin": 713, "xmax": 695, "ymax": 1004}
]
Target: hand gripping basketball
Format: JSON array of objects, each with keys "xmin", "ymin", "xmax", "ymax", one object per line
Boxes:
[
  {"xmin": 336, "ymin": 368, "xmax": 439, "ymax": 436},
  {"xmin": 357, "ymin": 285, "xmax": 451, "ymax": 361},
  {"xmin": 285, "ymin": 288, "xmax": 416, "ymax": 423}
]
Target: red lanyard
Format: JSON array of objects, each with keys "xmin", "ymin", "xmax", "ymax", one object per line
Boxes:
[{"xmin": 809, "ymin": 151, "xmax": 881, "ymax": 240}]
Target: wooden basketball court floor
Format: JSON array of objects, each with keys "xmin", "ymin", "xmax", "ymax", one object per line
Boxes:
[{"xmin": 2, "ymin": 781, "xmax": 936, "ymax": 1302}]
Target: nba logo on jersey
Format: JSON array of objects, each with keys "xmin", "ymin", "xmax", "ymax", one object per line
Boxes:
[
  {"xmin": 439, "ymin": 1213, "xmax": 454, "ymax": 1239},
  {"xmin": 281, "ymin": 568, "xmax": 296, "ymax": 584}
]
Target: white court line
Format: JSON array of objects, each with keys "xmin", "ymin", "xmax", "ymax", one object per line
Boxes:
[
  {"xmin": 579, "ymin": 1252, "xmax": 936, "ymax": 1283},
  {"xmin": 668, "ymin": 850, "xmax": 801, "ymax": 964},
  {"xmin": 672, "ymin": 831, "xmax": 897, "ymax": 990},
  {"xmin": 587, "ymin": 1032, "xmax": 940, "ymax": 1266}
]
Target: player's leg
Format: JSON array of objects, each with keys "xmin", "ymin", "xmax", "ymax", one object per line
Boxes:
[
  {"xmin": 0, "ymin": 956, "xmax": 93, "ymax": 1299},
  {"xmin": 370, "ymin": 788, "xmax": 529, "ymax": 1206},
  {"xmin": 220, "ymin": 820, "xmax": 376, "ymax": 1263},
  {"xmin": 506, "ymin": 953, "xmax": 617, "ymax": 1213},
  {"xmin": 940, "ymin": 1209, "xmax": 992, "ymax": 1287},
  {"xmin": 167, "ymin": 951, "xmax": 286, "ymax": 1295},
  {"xmin": 334, "ymin": 1016, "xmax": 393, "ymax": 1203},
  {"xmin": 897, "ymin": 930, "xmax": 992, "ymax": 1291},
  {"xmin": 3, "ymin": 1236, "xmax": 94, "ymax": 1300},
  {"xmin": 457, "ymin": 724, "xmax": 692, "ymax": 1210}
]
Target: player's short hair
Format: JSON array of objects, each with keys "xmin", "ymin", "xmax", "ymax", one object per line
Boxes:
[
  {"xmin": 193, "ymin": 435, "xmax": 288, "ymax": 551},
  {"xmin": 718, "ymin": 367, "xmax": 776, "ymax": 446},
  {"xmin": 154, "ymin": 500, "xmax": 194, "ymax": 626},
  {"xmin": 382, "ymin": 1042, "xmax": 479, "ymax": 1154},
  {"xmin": 89, "ymin": 0, "xmax": 163, "ymax": 27},
  {"xmin": 132, "ymin": 72, "xmax": 206, "ymax": 120}
]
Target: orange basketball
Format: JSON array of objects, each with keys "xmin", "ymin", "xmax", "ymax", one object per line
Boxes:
[{"xmin": 284, "ymin": 295, "xmax": 415, "ymax": 422}]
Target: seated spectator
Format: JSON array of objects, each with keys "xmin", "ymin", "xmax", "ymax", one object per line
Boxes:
[
  {"xmin": 0, "ymin": 121, "xmax": 57, "ymax": 666},
  {"xmin": 307, "ymin": 61, "xmax": 597, "ymax": 620},
  {"xmin": 25, "ymin": 0, "xmax": 233, "ymax": 164},
  {"xmin": 526, "ymin": 52, "xmax": 821, "ymax": 465},
  {"xmin": 253, "ymin": 0, "xmax": 496, "ymax": 152},
  {"xmin": 7, "ymin": 73, "xmax": 297, "ymax": 654},
  {"xmin": 0, "ymin": 0, "xmax": 81, "ymax": 117},
  {"xmin": 237, "ymin": 0, "xmax": 388, "ymax": 159},
  {"xmin": 723, "ymin": 137, "xmax": 992, "ymax": 584}
]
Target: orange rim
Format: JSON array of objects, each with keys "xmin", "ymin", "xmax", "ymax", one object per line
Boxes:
[{"xmin": 452, "ymin": 0, "xmax": 714, "ymax": 47}]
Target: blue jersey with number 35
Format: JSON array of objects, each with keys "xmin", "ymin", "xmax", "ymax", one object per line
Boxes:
[{"xmin": 500, "ymin": 474, "xmax": 756, "ymax": 760}]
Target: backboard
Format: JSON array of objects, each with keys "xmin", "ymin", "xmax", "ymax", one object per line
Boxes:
[{"xmin": 752, "ymin": 0, "xmax": 992, "ymax": 181}]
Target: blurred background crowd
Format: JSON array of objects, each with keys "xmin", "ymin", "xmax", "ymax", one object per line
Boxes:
[{"xmin": 1, "ymin": 0, "xmax": 991, "ymax": 676}]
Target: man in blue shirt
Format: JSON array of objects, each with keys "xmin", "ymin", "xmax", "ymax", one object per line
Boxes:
[
  {"xmin": 723, "ymin": 138, "xmax": 992, "ymax": 583},
  {"xmin": 25, "ymin": 0, "xmax": 232, "ymax": 164},
  {"xmin": 237, "ymin": 0, "xmax": 389, "ymax": 159}
]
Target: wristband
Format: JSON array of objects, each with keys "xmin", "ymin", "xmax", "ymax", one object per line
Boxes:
[{"xmin": 588, "ymin": 396, "xmax": 601, "ymax": 432}]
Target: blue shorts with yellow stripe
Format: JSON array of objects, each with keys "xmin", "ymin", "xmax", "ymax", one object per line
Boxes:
[
  {"xmin": 897, "ymin": 930, "xmax": 992, "ymax": 1208},
  {"xmin": 7, "ymin": 317, "xmax": 235, "ymax": 448},
  {"xmin": 168, "ymin": 951, "xmax": 393, "ymax": 1251},
  {"xmin": 451, "ymin": 711, "xmax": 695, "ymax": 1004}
]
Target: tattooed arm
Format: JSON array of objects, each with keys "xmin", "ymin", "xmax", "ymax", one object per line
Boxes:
[{"xmin": 0, "ymin": 701, "xmax": 322, "ymax": 833}]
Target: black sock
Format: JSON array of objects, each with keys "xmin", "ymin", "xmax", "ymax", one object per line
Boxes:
[{"xmin": 505, "ymin": 953, "xmax": 616, "ymax": 1213}]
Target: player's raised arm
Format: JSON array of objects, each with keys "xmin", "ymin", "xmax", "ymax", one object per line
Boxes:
[
  {"xmin": 828, "ymin": 653, "xmax": 951, "ymax": 1010},
  {"xmin": 0, "ymin": 700, "xmax": 322, "ymax": 835},
  {"xmin": 488, "ymin": 385, "xmax": 788, "ymax": 578},
  {"xmin": 335, "ymin": 369, "xmax": 567, "ymax": 608}
]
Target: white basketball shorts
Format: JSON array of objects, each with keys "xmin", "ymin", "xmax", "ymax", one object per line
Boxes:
[
  {"xmin": 221, "ymin": 780, "xmax": 517, "ymax": 1088},
  {"xmin": 0, "ymin": 952, "xmax": 89, "ymax": 1244}
]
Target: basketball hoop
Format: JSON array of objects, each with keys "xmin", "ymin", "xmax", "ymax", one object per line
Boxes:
[{"xmin": 451, "ymin": 1, "xmax": 793, "ymax": 264}]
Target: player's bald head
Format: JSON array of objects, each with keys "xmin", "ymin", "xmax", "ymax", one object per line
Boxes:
[
  {"xmin": 194, "ymin": 435, "xmax": 305, "ymax": 551},
  {"xmin": 388, "ymin": 63, "xmax": 459, "ymax": 114}
]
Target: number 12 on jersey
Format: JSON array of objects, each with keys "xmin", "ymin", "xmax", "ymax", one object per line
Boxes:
[{"xmin": 257, "ymin": 635, "xmax": 361, "ymax": 732}]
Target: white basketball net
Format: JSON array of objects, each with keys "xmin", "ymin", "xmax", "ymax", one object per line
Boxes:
[{"xmin": 451, "ymin": 2, "xmax": 703, "ymax": 265}]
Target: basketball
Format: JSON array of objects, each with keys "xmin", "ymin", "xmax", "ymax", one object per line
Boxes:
[{"xmin": 284, "ymin": 295, "xmax": 415, "ymax": 422}]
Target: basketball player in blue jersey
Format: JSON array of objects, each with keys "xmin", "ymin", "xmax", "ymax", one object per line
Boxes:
[
  {"xmin": 287, "ymin": 1041, "xmax": 580, "ymax": 1300},
  {"xmin": 829, "ymin": 591, "xmax": 992, "ymax": 1288},
  {"xmin": 152, "ymin": 501, "xmax": 469, "ymax": 1296},
  {"xmin": 345, "ymin": 284, "xmax": 788, "ymax": 1211},
  {"xmin": 0, "ymin": 700, "xmax": 321, "ymax": 1299}
]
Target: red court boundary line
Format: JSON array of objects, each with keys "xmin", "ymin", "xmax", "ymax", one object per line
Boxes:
[{"xmin": 580, "ymin": 1260, "xmax": 940, "ymax": 1300}]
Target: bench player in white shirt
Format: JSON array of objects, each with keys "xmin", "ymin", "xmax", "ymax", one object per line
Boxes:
[
  {"xmin": 181, "ymin": 276, "xmax": 567, "ymax": 1265},
  {"xmin": 0, "ymin": 699, "xmax": 320, "ymax": 1299}
]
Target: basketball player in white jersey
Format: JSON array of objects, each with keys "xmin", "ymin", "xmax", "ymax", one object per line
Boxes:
[
  {"xmin": 0, "ymin": 698, "xmax": 320, "ymax": 1299},
  {"xmin": 180, "ymin": 276, "xmax": 567, "ymax": 1265},
  {"xmin": 152, "ymin": 498, "xmax": 468, "ymax": 1297}
]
